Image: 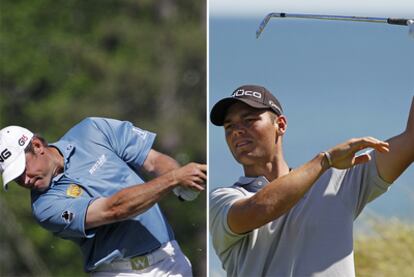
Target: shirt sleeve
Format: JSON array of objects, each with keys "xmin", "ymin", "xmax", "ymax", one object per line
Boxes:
[
  {"xmin": 209, "ymin": 187, "xmax": 250, "ymax": 257},
  {"xmin": 335, "ymin": 151, "xmax": 392, "ymax": 218},
  {"xmin": 89, "ymin": 117, "xmax": 156, "ymax": 168},
  {"xmin": 32, "ymin": 192, "xmax": 97, "ymax": 239}
]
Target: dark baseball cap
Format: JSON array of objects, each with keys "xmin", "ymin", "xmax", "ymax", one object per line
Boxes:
[{"xmin": 210, "ymin": 85, "xmax": 283, "ymax": 126}]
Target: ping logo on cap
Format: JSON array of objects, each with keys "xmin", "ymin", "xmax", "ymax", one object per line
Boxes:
[
  {"xmin": 232, "ymin": 89, "xmax": 263, "ymax": 99},
  {"xmin": 0, "ymin": 149, "xmax": 12, "ymax": 163}
]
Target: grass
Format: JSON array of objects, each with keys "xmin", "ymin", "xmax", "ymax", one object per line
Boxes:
[{"xmin": 354, "ymin": 219, "xmax": 414, "ymax": 277}]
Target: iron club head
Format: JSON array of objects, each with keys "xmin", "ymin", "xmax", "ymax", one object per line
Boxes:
[{"xmin": 408, "ymin": 20, "xmax": 414, "ymax": 38}]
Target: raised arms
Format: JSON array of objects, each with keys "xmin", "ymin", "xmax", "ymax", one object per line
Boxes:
[
  {"xmin": 228, "ymin": 137, "xmax": 389, "ymax": 234},
  {"xmin": 375, "ymin": 97, "xmax": 414, "ymax": 183}
]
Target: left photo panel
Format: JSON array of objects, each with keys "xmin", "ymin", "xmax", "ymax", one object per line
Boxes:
[{"xmin": 0, "ymin": 1, "xmax": 207, "ymax": 277}]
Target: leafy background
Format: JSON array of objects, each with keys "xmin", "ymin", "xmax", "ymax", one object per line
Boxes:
[{"xmin": 0, "ymin": 1, "xmax": 206, "ymax": 276}]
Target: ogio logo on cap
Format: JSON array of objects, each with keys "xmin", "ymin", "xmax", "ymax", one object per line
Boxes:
[
  {"xmin": 269, "ymin": 100, "xmax": 278, "ymax": 109},
  {"xmin": 232, "ymin": 89, "xmax": 262, "ymax": 99}
]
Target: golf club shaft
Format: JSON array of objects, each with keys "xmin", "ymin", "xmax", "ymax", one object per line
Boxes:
[{"xmin": 256, "ymin": 12, "xmax": 413, "ymax": 38}]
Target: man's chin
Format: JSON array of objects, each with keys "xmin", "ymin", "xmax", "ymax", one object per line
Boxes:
[
  {"xmin": 33, "ymin": 184, "xmax": 50, "ymax": 192},
  {"xmin": 235, "ymin": 153, "xmax": 258, "ymax": 166}
]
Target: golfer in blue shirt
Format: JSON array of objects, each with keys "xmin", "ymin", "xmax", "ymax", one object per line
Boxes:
[{"xmin": 0, "ymin": 117, "xmax": 207, "ymax": 276}]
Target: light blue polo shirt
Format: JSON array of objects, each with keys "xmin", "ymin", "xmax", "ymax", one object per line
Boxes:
[{"xmin": 30, "ymin": 117, "xmax": 174, "ymax": 272}]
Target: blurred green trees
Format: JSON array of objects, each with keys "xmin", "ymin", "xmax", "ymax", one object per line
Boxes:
[{"xmin": 0, "ymin": 0, "xmax": 206, "ymax": 276}]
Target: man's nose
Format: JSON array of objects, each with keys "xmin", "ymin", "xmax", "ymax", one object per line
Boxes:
[
  {"xmin": 232, "ymin": 123, "xmax": 246, "ymax": 136},
  {"xmin": 24, "ymin": 175, "xmax": 32, "ymax": 185}
]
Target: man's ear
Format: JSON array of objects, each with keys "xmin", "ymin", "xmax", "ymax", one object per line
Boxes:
[
  {"xmin": 31, "ymin": 137, "xmax": 45, "ymax": 154},
  {"xmin": 275, "ymin": 115, "xmax": 287, "ymax": 136}
]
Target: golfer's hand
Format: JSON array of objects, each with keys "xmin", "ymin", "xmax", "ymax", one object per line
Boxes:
[
  {"xmin": 325, "ymin": 137, "xmax": 389, "ymax": 169},
  {"xmin": 171, "ymin": 163, "xmax": 207, "ymax": 191}
]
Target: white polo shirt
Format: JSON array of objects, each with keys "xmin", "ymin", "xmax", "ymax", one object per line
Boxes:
[{"xmin": 210, "ymin": 153, "xmax": 391, "ymax": 277}]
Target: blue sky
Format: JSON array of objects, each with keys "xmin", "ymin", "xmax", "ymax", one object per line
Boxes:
[{"xmin": 208, "ymin": 1, "xmax": 414, "ymax": 276}]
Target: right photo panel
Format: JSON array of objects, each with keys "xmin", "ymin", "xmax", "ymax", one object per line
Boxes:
[{"xmin": 208, "ymin": 1, "xmax": 414, "ymax": 277}]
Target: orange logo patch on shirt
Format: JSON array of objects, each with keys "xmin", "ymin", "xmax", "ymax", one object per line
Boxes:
[{"xmin": 66, "ymin": 184, "xmax": 83, "ymax": 198}]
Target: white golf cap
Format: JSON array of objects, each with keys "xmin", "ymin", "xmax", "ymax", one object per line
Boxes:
[{"xmin": 0, "ymin": 126, "xmax": 34, "ymax": 190}]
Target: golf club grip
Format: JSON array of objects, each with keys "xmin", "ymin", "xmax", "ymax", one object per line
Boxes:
[{"xmin": 387, "ymin": 18, "xmax": 409, "ymax": 26}]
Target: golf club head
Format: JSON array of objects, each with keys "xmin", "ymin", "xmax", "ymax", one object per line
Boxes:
[{"xmin": 408, "ymin": 20, "xmax": 414, "ymax": 38}]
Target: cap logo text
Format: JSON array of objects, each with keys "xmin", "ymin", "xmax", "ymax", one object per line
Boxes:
[
  {"xmin": 18, "ymin": 135, "xmax": 29, "ymax": 146},
  {"xmin": 0, "ymin": 149, "xmax": 11, "ymax": 162},
  {"xmin": 233, "ymin": 89, "xmax": 262, "ymax": 99},
  {"xmin": 269, "ymin": 101, "xmax": 278, "ymax": 109}
]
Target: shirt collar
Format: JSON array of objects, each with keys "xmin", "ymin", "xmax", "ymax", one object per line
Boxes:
[
  {"xmin": 235, "ymin": 176, "xmax": 270, "ymax": 193},
  {"xmin": 49, "ymin": 141, "xmax": 76, "ymax": 185}
]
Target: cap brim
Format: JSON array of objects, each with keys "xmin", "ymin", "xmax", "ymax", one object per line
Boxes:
[
  {"xmin": 210, "ymin": 97, "xmax": 270, "ymax": 126},
  {"xmin": 2, "ymin": 152, "xmax": 26, "ymax": 190}
]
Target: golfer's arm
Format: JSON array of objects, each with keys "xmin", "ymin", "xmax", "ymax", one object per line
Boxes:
[
  {"xmin": 85, "ymin": 150, "xmax": 180, "ymax": 229},
  {"xmin": 375, "ymin": 97, "xmax": 414, "ymax": 183},
  {"xmin": 85, "ymin": 172, "xmax": 178, "ymax": 229},
  {"xmin": 228, "ymin": 153, "xmax": 329, "ymax": 234},
  {"xmin": 141, "ymin": 149, "xmax": 180, "ymax": 177}
]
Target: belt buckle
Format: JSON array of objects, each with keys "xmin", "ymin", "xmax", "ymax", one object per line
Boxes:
[{"xmin": 130, "ymin": 255, "xmax": 150, "ymax": 270}]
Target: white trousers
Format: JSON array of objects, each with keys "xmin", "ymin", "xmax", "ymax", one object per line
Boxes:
[{"xmin": 90, "ymin": 241, "xmax": 192, "ymax": 277}]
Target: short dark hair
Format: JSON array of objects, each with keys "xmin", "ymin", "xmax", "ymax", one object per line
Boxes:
[{"xmin": 24, "ymin": 134, "xmax": 48, "ymax": 154}]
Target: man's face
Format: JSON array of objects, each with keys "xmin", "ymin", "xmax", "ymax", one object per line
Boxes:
[
  {"xmin": 15, "ymin": 144, "xmax": 54, "ymax": 192},
  {"xmin": 223, "ymin": 102, "xmax": 280, "ymax": 166}
]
